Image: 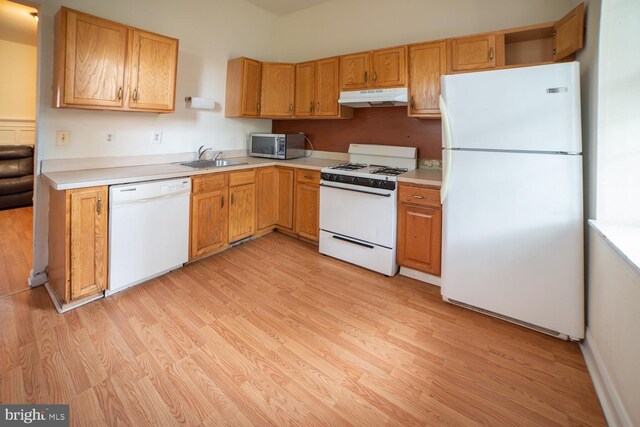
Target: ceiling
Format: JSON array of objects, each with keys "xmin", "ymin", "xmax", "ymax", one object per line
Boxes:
[
  {"xmin": 244, "ymin": 0, "xmax": 332, "ymax": 16},
  {"xmin": 0, "ymin": 0, "xmax": 37, "ymax": 46}
]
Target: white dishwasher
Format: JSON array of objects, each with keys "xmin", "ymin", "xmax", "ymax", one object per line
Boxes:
[{"xmin": 107, "ymin": 178, "xmax": 190, "ymax": 295}]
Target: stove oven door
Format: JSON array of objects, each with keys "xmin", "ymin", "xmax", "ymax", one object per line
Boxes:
[{"xmin": 319, "ymin": 181, "xmax": 396, "ymax": 248}]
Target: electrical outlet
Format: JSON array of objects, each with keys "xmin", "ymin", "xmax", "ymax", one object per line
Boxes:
[
  {"xmin": 106, "ymin": 133, "xmax": 116, "ymax": 143},
  {"xmin": 151, "ymin": 131, "xmax": 162, "ymax": 144},
  {"xmin": 56, "ymin": 131, "xmax": 71, "ymax": 146}
]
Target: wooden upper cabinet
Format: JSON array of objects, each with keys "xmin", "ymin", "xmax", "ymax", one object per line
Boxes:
[
  {"xmin": 553, "ymin": 3, "xmax": 585, "ymax": 61},
  {"xmin": 340, "ymin": 52, "xmax": 370, "ymax": 91},
  {"xmin": 294, "ymin": 61, "xmax": 315, "ymax": 117},
  {"xmin": 448, "ymin": 34, "xmax": 497, "ymax": 73},
  {"xmin": 315, "ymin": 57, "xmax": 341, "ymax": 116},
  {"xmin": 261, "ymin": 63, "xmax": 295, "ymax": 117},
  {"xmin": 225, "ymin": 57, "xmax": 261, "ymax": 117},
  {"xmin": 408, "ymin": 41, "xmax": 446, "ymax": 118},
  {"xmin": 54, "ymin": 7, "xmax": 178, "ymax": 113},
  {"xmin": 129, "ymin": 30, "xmax": 178, "ymax": 111},
  {"xmin": 340, "ymin": 47, "xmax": 407, "ymax": 91},
  {"xmin": 56, "ymin": 8, "xmax": 128, "ymax": 108},
  {"xmin": 371, "ymin": 46, "xmax": 407, "ymax": 88}
]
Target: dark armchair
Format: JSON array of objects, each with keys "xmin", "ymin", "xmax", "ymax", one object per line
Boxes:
[{"xmin": 0, "ymin": 145, "xmax": 34, "ymax": 210}]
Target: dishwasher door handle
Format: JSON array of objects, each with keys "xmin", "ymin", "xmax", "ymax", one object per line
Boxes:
[{"xmin": 319, "ymin": 183, "xmax": 392, "ymax": 197}]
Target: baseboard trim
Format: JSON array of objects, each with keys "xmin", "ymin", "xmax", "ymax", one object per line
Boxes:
[
  {"xmin": 29, "ymin": 269, "xmax": 47, "ymax": 287},
  {"xmin": 581, "ymin": 328, "xmax": 633, "ymax": 427},
  {"xmin": 399, "ymin": 266, "xmax": 441, "ymax": 286}
]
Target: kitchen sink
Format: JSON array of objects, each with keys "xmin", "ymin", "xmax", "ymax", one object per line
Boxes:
[{"xmin": 180, "ymin": 159, "xmax": 247, "ymax": 169}]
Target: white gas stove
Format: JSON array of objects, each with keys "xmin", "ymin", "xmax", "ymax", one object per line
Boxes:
[{"xmin": 319, "ymin": 144, "xmax": 417, "ymax": 276}]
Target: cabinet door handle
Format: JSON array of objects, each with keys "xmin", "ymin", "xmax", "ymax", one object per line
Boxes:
[
  {"xmin": 489, "ymin": 48, "xmax": 494, "ymax": 60},
  {"xmin": 410, "ymin": 96, "xmax": 415, "ymax": 109},
  {"xmin": 309, "ymin": 102, "xmax": 313, "ymax": 112},
  {"xmin": 305, "ymin": 175, "xmax": 314, "ymax": 180},
  {"xmin": 289, "ymin": 103, "xmax": 293, "ymax": 112},
  {"xmin": 257, "ymin": 102, "xmax": 261, "ymax": 112},
  {"xmin": 132, "ymin": 89, "xmax": 138, "ymax": 102},
  {"xmin": 97, "ymin": 197, "xmax": 103, "ymax": 215},
  {"xmin": 412, "ymin": 195, "xmax": 424, "ymax": 199},
  {"xmin": 221, "ymin": 195, "xmax": 224, "ymax": 208},
  {"xmin": 117, "ymin": 87, "xmax": 123, "ymax": 101},
  {"xmin": 373, "ymin": 71, "xmax": 377, "ymax": 82},
  {"xmin": 316, "ymin": 101, "xmax": 320, "ymax": 112},
  {"xmin": 231, "ymin": 193, "xmax": 235, "ymax": 205},
  {"xmin": 364, "ymin": 71, "xmax": 368, "ymax": 83}
]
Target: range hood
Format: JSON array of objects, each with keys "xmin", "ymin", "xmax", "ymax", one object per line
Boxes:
[{"xmin": 338, "ymin": 87, "xmax": 408, "ymax": 108}]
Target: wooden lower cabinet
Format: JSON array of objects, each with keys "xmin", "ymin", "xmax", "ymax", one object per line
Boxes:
[
  {"xmin": 397, "ymin": 184, "xmax": 442, "ymax": 276},
  {"xmin": 190, "ymin": 188, "xmax": 228, "ymax": 258},
  {"xmin": 294, "ymin": 169, "xmax": 320, "ymax": 242},
  {"xmin": 190, "ymin": 174, "xmax": 229, "ymax": 259},
  {"xmin": 276, "ymin": 167, "xmax": 295, "ymax": 231},
  {"xmin": 48, "ymin": 186, "xmax": 108, "ymax": 304},
  {"xmin": 229, "ymin": 182, "xmax": 256, "ymax": 242},
  {"xmin": 256, "ymin": 167, "xmax": 278, "ymax": 232}
]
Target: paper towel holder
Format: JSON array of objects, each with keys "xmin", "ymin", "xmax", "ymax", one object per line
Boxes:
[{"xmin": 185, "ymin": 96, "xmax": 216, "ymax": 110}]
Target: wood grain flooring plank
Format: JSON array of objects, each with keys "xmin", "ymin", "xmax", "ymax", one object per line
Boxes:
[{"xmin": 0, "ymin": 232, "xmax": 605, "ymax": 426}]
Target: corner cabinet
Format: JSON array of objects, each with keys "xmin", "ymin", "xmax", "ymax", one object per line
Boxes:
[
  {"xmin": 48, "ymin": 186, "xmax": 108, "ymax": 306},
  {"xmin": 408, "ymin": 41, "xmax": 446, "ymax": 118},
  {"xmin": 397, "ymin": 184, "xmax": 442, "ymax": 276},
  {"xmin": 260, "ymin": 63, "xmax": 296, "ymax": 118},
  {"xmin": 53, "ymin": 7, "xmax": 178, "ymax": 113},
  {"xmin": 294, "ymin": 170, "xmax": 320, "ymax": 242},
  {"xmin": 225, "ymin": 57, "xmax": 261, "ymax": 117}
]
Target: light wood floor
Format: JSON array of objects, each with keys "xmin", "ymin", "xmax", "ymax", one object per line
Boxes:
[
  {"xmin": 0, "ymin": 232, "xmax": 605, "ymax": 426},
  {"xmin": 0, "ymin": 206, "xmax": 32, "ymax": 298}
]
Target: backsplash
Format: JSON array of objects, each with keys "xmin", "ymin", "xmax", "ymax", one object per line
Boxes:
[{"xmin": 272, "ymin": 107, "xmax": 442, "ymax": 160}]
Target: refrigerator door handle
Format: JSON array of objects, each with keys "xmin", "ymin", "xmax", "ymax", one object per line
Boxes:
[{"xmin": 440, "ymin": 95, "xmax": 453, "ymax": 204}]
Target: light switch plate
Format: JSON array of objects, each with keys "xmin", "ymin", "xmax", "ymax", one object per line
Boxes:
[{"xmin": 56, "ymin": 131, "xmax": 70, "ymax": 146}]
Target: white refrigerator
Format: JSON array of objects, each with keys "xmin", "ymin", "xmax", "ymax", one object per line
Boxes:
[{"xmin": 439, "ymin": 62, "xmax": 584, "ymax": 340}]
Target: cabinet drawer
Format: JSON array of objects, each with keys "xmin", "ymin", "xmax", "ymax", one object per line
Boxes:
[
  {"xmin": 192, "ymin": 173, "xmax": 228, "ymax": 194},
  {"xmin": 399, "ymin": 185, "xmax": 441, "ymax": 207},
  {"xmin": 296, "ymin": 169, "xmax": 320, "ymax": 185},
  {"xmin": 229, "ymin": 169, "xmax": 256, "ymax": 186}
]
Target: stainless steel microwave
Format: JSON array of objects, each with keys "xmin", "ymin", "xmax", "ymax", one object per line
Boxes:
[{"xmin": 249, "ymin": 133, "xmax": 305, "ymax": 159}]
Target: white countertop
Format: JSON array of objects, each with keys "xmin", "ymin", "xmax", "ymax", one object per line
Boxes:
[
  {"xmin": 42, "ymin": 156, "xmax": 339, "ymax": 190},
  {"xmin": 397, "ymin": 169, "xmax": 442, "ymax": 187}
]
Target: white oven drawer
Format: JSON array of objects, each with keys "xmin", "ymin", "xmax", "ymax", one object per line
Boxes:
[
  {"xmin": 319, "ymin": 181, "xmax": 396, "ymax": 248},
  {"xmin": 319, "ymin": 230, "xmax": 398, "ymax": 276}
]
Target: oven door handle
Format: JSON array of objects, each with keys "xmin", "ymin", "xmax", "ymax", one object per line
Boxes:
[
  {"xmin": 319, "ymin": 183, "xmax": 391, "ymax": 197},
  {"xmin": 331, "ymin": 235, "xmax": 375, "ymax": 249}
]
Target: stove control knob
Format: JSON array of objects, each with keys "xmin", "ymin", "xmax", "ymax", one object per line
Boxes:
[{"xmin": 351, "ymin": 177, "xmax": 358, "ymax": 184}]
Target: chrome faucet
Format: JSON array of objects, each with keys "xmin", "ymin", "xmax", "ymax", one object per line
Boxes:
[
  {"xmin": 213, "ymin": 151, "xmax": 222, "ymax": 160},
  {"xmin": 197, "ymin": 145, "xmax": 212, "ymax": 160}
]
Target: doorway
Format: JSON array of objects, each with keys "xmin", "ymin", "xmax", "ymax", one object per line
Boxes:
[{"xmin": 0, "ymin": 0, "xmax": 37, "ymax": 298}]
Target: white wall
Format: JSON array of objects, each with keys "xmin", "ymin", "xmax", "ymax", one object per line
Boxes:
[
  {"xmin": 595, "ymin": 0, "xmax": 640, "ymax": 225},
  {"xmin": 273, "ymin": 0, "xmax": 575, "ymax": 62},
  {"xmin": 37, "ymin": 0, "xmax": 277, "ymax": 161},
  {"xmin": 579, "ymin": 1, "xmax": 640, "ymax": 425},
  {"xmin": 0, "ymin": 38, "xmax": 36, "ymax": 121},
  {"xmin": 586, "ymin": 227, "xmax": 640, "ymax": 426}
]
